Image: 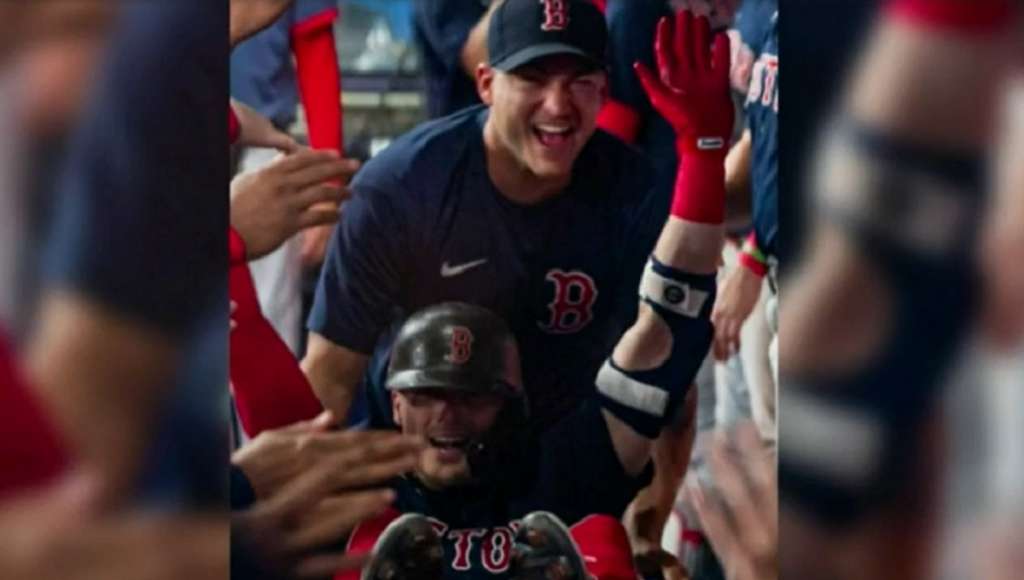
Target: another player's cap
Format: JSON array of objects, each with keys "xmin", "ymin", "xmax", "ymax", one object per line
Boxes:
[
  {"xmin": 488, "ymin": 0, "xmax": 608, "ymax": 72},
  {"xmin": 386, "ymin": 302, "xmax": 523, "ymax": 398}
]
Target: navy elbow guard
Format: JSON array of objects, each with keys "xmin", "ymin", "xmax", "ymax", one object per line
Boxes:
[{"xmin": 596, "ymin": 257, "xmax": 715, "ymax": 438}]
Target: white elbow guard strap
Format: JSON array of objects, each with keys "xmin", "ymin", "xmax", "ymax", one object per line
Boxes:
[{"xmin": 596, "ymin": 257, "xmax": 715, "ymax": 438}]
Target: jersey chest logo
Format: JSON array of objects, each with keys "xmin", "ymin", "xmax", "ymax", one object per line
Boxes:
[
  {"xmin": 427, "ymin": 518, "xmax": 521, "ymax": 574},
  {"xmin": 540, "ymin": 0, "xmax": 569, "ymax": 31},
  {"xmin": 746, "ymin": 52, "xmax": 779, "ymax": 113},
  {"xmin": 538, "ymin": 269, "xmax": 599, "ymax": 334}
]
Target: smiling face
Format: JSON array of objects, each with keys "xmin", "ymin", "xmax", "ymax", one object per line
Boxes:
[
  {"xmin": 477, "ymin": 54, "xmax": 607, "ymax": 183},
  {"xmin": 392, "ymin": 388, "xmax": 505, "ymax": 489}
]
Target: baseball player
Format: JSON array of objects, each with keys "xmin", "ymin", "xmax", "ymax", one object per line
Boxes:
[
  {"xmin": 321, "ymin": 8, "xmax": 734, "ymax": 578},
  {"xmin": 305, "ymin": 0, "xmax": 680, "ymax": 440}
]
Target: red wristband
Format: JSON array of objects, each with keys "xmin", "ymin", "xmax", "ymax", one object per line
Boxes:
[
  {"xmin": 738, "ymin": 250, "xmax": 768, "ymax": 277},
  {"xmin": 671, "ymin": 149, "xmax": 726, "ymax": 224},
  {"xmin": 884, "ymin": 0, "xmax": 1014, "ymax": 34}
]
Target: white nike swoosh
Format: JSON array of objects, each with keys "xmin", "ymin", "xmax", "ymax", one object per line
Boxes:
[{"xmin": 440, "ymin": 258, "xmax": 488, "ymax": 277}]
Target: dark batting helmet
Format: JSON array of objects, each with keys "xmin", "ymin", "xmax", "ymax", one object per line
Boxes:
[{"xmin": 386, "ymin": 302, "xmax": 524, "ymax": 399}]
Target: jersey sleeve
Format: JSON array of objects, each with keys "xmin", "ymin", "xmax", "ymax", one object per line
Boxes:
[
  {"xmin": 307, "ymin": 182, "xmax": 407, "ymax": 354},
  {"xmin": 43, "ymin": 1, "xmax": 227, "ymax": 339},
  {"xmin": 414, "ymin": 0, "xmax": 486, "ymax": 74}
]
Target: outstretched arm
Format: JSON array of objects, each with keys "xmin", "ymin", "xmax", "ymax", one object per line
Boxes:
[{"xmin": 598, "ymin": 10, "xmax": 732, "ymax": 475}]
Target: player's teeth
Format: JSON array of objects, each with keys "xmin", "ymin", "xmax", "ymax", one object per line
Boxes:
[{"xmin": 536, "ymin": 125, "xmax": 571, "ymax": 134}]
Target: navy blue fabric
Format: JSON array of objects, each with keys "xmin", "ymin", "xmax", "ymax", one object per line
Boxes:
[
  {"xmin": 230, "ymin": 0, "xmax": 338, "ymax": 128},
  {"xmin": 309, "ymin": 106, "xmax": 668, "ymax": 431},
  {"xmin": 604, "ymin": 0, "xmax": 677, "ymax": 200},
  {"xmin": 737, "ymin": 0, "xmax": 778, "ymax": 255},
  {"xmin": 412, "ymin": 0, "xmax": 487, "ymax": 118}
]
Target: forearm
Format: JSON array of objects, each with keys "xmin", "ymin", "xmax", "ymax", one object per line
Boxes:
[
  {"xmin": 300, "ymin": 334, "xmax": 367, "ymax": 423},
  {"xmin": 26, "ymin": 292, "xmax": 178, "ymax": 500}
]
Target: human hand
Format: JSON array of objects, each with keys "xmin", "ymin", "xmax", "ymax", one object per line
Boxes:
[
  {"xmin": 232, "ymin": 99, "xmax": 300, "ymax": 152},
  {"xmin": 687, "ymin": 423, "xmax": 776, "ymax": 580},
  {"xmin": 230, "ymin": 148, "xmax": 359, "ymax": 261},
  {"xmin": 634, "ymin": 10, "xmax": 733, "ymax": 155},
  {"xmin": 711, "ymin": 262, "xmax": 763, "ymax": 360},
  {"xmin": 300, "ymin": 224, "xmax": 335, "ymax": 269}
]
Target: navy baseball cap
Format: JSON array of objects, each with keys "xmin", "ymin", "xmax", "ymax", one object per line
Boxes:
[{"xmin": 488, "ymin": 0, "xmax": 608, "ymax": 72}]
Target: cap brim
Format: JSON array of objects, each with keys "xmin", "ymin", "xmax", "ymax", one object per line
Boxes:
[{"xmin": 491, "ymin": 43, "xmax": 604, "ymax": 72}]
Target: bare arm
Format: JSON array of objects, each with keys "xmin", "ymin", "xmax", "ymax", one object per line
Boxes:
[
  {"xmin": 301, "ymin": 333, "xmax": 370, "ymax": 424},
  {"xmin": 26, "ymin": 293, "xmax": 178, "ymax": 500}
]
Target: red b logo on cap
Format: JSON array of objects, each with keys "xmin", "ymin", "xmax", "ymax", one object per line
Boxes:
[{"xmin": 540, "ymin": 0, "xmax": 569, "ymax": 31}]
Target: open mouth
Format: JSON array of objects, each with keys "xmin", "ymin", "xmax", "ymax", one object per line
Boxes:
[
  {"xmin": 532, "ymin": 123, "xmax": 575, "ymax": 149},
  {"xmin": 428, "ymin": 436, "xmax": 470, "ymax": 450}
]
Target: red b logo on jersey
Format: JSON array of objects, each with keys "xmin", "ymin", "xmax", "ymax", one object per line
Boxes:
[
  {"xmin": 538, "ymin": 269, "xmax": 598, "ymax": 334},
  {"xmin": 540, "ymin": 0, "xmax": 569, "ymax": 31},
  {"xmin": 445, "ymin": 326, "xmax": 474, "ymax": 364}
]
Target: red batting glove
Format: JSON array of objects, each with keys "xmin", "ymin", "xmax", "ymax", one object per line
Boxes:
[{"xmin": 635, "ymin": 10, "xmax": 733, "ymax": 224}]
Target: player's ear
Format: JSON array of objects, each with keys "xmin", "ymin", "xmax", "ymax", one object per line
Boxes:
[
  {"xmin": 391, "ymin": 391, "xmax": 402, "ymax": 427},
  {"xmin": 476, "ymin": 63, "xmax": 496, "ymax": 105}
]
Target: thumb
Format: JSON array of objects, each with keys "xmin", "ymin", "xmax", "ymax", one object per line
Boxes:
[
  {"xmin": 267, "ymin": 130, "xmax": 300, "ymax": 154},
  {"xmin": 310, "ymin": 409, "xmax": 337, "ymax": 431},
  {"xmin": 50, "ymin": 469, "xmax": 107, "ymax": 517},
  {"xmin": 634, "ymin": 62, "xmax": 674, "ymax": 112}
]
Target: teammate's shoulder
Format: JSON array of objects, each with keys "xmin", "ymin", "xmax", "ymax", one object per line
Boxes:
[{"xmin": 352, "ymin": 106, "xmax": 484, "ymax": 195}]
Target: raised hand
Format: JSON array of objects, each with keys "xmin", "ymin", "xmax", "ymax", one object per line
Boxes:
[{"xmin": 634, "ymin": 10, "xmax": 733, "ymax": 155}]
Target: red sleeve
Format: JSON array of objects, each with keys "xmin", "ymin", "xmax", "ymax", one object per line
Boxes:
[
  {"xmin": 228, "ymin": 227, "xmax": 247, "ymax": 266},
  {"xmin": 291, "ymin": 8, "xmax": 343, "ymax": 153},
  {"xmin": 228, "ymin": 104, "xmax": 240, "ymax": 144},
  {"xmin": 596, "ymin": 99, "xmax": 641, "ymax": 144},
  {"xmin": 0, "ymin": 334, "xmax": 71, "ymax": 500},
  {"xmin": 229, "ymin": 258, "xmax": 323, "ymax": 437}
]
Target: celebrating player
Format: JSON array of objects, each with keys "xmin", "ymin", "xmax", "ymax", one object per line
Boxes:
[{"xmin": 328, "ymin": 7, "xmax": 734, "ymax": 579}]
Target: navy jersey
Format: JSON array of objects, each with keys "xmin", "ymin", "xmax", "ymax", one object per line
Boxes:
[
  {"xmin": 309, "ymin": 106, "xmax": 667, "ymax": 430},
  {"xmin": 230, "ymin": 0, "xmax": 338, "ymax": 128},
  {"xmin": 413, "ymin": 0, "xmax": 488, "ymax": 118},
  {"xmin": 736, "ymin": 0, "xmax": 778, "ymax": 256},
  {"xmin": 380, "ymin": 401, "xmax": 651, "ymax": 578},
  {"xmin": 604, "ymin": 0, "xmax": 677, "ymax": 198}
]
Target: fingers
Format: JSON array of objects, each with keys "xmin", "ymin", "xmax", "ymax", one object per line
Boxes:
[
  {"xmin": 711, "ymin": 31, "xmax": 731, "ymax": 86},
  {"xmin": 283, "ymin": 488, "xmax": 395, "ymax": 553},
  {"xmin": 294, "ymin": 553, "xmax": 370, "ymax": 580},
  {"xmin": 296, "ymin": 208, "xmax": 340, "ymax": 230},
  {"xmin": 654, "ymin": 16, "xmax": 676, "ymax": 86},
  {"xmin": 293, "ymin": 182, "xmax": 348, "ymax": 210},
  {"xmin": 266, "ymin": 130, "xmax": 300, "ymax": 154},
  {"xmin": 706, "ymin": 432, "xmax": 773, "ymax": 555},
  {"xmin": 689, "ymin": 485, "xmax": 738, "ymax": 566},
  {"xmin": 294, "ymin": 552, "xmax": 370, "ymax": 580},
  {"xmin": 692, "ymin": 12, "xmax": 711, "ymax": 72},
  {"xmin": 328, "ymin": 451, "xmax": 420, "ymax": 490},
  {"xmin": 634, "ymin": 62, "xmax": 674, "ymax": 113},
  {"xmin": 286, "ymin": 156, "xmax": 361, "ymax": 190},
  {"xmin": 675, "ymin": 10, "xmax": 691, "ymax": 74}
]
